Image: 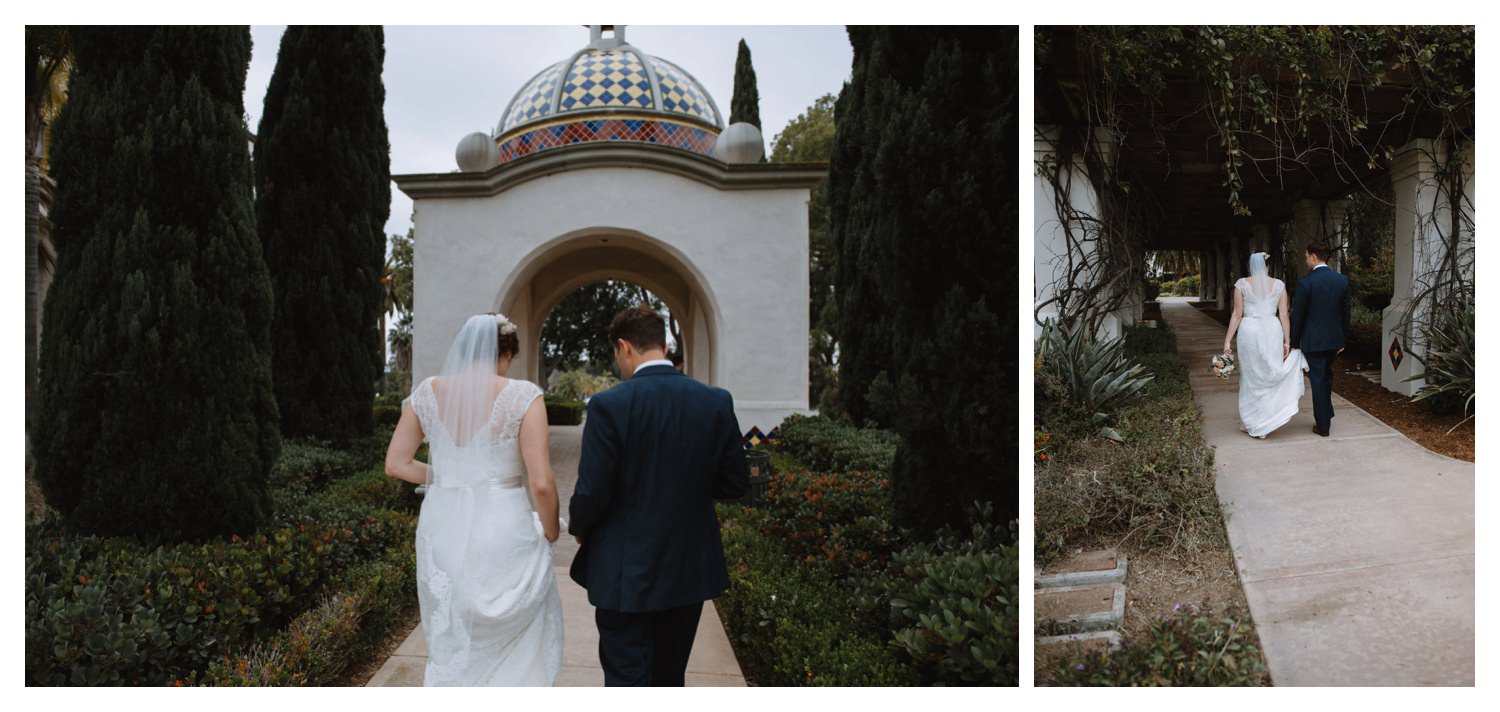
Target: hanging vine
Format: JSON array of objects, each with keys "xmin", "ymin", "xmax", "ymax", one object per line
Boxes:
[{"xmin": 1035, "ymin": 26, "xmax": 1473, "ymax": 347}]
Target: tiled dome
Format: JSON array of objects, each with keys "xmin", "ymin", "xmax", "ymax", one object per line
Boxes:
[{"xmin": 494, "ymin": 26, "xmax": 724, "ymax": 164}]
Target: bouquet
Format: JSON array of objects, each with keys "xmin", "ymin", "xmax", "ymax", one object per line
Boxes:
[{"xmin": 1211, "ymin": 353, "xmax": 1236, "ymax": 379}]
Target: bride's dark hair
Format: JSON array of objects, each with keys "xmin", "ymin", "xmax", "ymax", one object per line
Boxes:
[{"xmin": 486, "ymin": 313, "xmax": 520, "ymax": 359}]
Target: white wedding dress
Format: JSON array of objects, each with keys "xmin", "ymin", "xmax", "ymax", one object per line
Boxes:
[
  {"xmin": 1235, "ymin": 277, "xmax": 1309, "ymax": 438},
  {"xmin": 407, "ymin": 376, "xmax": 563, "ymax": 686}
]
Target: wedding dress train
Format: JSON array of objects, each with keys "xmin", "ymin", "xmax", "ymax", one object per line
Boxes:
[
  {"xmin": 407, "ymin": 376, "xmax": 563, "ymax": 686},
  {"xmin": 1235, "ymin": 277, "xmax": 1309, "ymax": 438}
]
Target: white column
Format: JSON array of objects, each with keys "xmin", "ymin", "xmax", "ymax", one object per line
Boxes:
[
  {"xmin": 1382, "ymin": 138, "xmax": 1474, "ymax": 395},
  {"xmin": 1229, "ymin": 232, "xmax": 1246, "ymax": 293},
  {"xmin": 1034, "ymin": 125, "xmax": 1121, "ymax": 340}
]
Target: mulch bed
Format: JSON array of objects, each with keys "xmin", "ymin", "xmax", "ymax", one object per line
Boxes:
[{"xmin": 1175, "ymin": 300, "xmax": 1473, "ymax": 461}]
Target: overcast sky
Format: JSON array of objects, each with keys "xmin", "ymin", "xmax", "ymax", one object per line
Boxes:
[{"xmin": 244, "ymin": 25, "xmax": 854, "ymax": 240}]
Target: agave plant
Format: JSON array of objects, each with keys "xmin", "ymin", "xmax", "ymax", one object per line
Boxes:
[
  {"xmin": 1037, "ymin": 321, "xmax": 1155, "ymax": 430},
  {"xmin": 1405, "ymin": 302, "xmax": 1474, "ymax": 431}
]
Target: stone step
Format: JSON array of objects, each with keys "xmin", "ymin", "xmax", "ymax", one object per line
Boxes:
[
  {"xmin": 1036, "ymin": 548, "xmax": 1127, "ymax": 588},
  {"xmin": 1034, "ymin": 583, "xmax": 1126, "ymax": 633},
  {"xmin": 1036, "ymin": 630, "xmax": 1123, "ymax": 665}
]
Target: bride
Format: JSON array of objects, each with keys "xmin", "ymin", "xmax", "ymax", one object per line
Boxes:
[
  {"xmin": 1222, "ymin": 252, "xmax": 1309, "ymax": 439},
  {"xmin": 384, "ymin": 313, "xmax": 563, "ymax": 685}
]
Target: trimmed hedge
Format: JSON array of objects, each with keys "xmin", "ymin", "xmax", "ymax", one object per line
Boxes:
[
  {"xmin": 196, "ymin": 540, "xmax": 417, "ymax": 686},
  {"xmin": 544, "ymin": 398, "xmax": 584, "ymax": 426},
  {"xmin": 774, "ymin": 414, "xmax": 899, "ymax": 474},
  {"xmin": 717, "ymin": 505, "xmax": 919, "ymax": 686},
  {"xmin": 26, "ymin": 440, "xmax": 415, "ymax": 686},
  {"xmin": 372, "ymin": 404, "xmax": 402, "ymax": 427}
]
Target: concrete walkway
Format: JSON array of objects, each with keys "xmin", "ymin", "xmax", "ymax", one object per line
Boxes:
[
  {"xmin": 366, "ymin": 425, "xmax": 747, "ymax": 687},
  {"xmin": 1162, "ymin": 298, "xmax": 1473, "ymax": 686}
]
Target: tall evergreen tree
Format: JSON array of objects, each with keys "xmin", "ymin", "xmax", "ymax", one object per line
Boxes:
[
  {"xmin": 729, "ymin": 39, "xmax": 761, "ymax": 129},
  {"xmin": 255, "ymin": 26, "xmax": 390, "ymax": 442},
  {"xmin": 828, "ymin": 26, "xmax": 1018, "ymax": 534},
  {"xmin": 35, "ymin": 26, "xmax": 279, "ymax": 540}
]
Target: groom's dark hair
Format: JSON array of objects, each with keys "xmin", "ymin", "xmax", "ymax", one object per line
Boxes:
[
  {"xmin": 1306, "ymin": 242, "xmax": 1330, "ymax": 262},
  {"xmin": 609, "ymin": 305, "xmax": 667, "ymax": 352}
]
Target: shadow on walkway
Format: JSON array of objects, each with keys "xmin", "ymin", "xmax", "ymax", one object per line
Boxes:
[{"xmin": 1163, "ymin": 298, "xmax": 1474, "ymax": 686}]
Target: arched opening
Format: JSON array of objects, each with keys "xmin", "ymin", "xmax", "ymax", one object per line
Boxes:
[
  {"xmin": 534, "ymin": 279, "xmax": 682, "ymax": 393},
  {"xmin": 491, "ymin": 227, "xmax": 722, "ymax": 389}
]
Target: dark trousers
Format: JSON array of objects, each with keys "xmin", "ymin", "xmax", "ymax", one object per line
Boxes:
[
  {"xmin": 1304, "ymin": 350, "xmax": 1338, "ymax": 432},
  {"xmin": 595, "ymin": 602, "xmax": 704, "ymax": 686}
]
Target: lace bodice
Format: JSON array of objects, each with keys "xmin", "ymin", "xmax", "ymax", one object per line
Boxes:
[
  {"xmin": 406, "ymin": 377, "xmax": 543, "ymax": 488},
  {"xmin": 1236, "ymin": 278, "xmax": 1284, "ymax": 319}
]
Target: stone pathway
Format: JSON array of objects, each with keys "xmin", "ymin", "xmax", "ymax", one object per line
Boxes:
[
  {"xmin": 366, "ymin": 424, "xmax": 747, "ymax": 687},
  {"xmin": 1162, "ymin": 298, "xmax": 1474, "ymax": 686}
]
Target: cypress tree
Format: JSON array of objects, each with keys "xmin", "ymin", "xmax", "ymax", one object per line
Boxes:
[
  {"xmin": 829, "ymin": 26, "xmax": 1017, "ymax": 534},
  {"xmin": 255, "ymin": 26, "xmax": 390, "ymax": 442},
  {"xmin": 35, "ymin": 26, "xmax": 279, "ymax": 540},
  {"xmin": 729, "ymin": 38, "xmax": 761, "ymax": 129}
]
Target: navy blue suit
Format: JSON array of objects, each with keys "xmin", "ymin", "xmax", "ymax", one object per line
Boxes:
[
  {"xmin": 568, "ymin": 363, "xmax": 748, "ymax": 685},
  {"xmin": 1290, "ymin": 264, "xmax": 1351, "ymax": 433}
]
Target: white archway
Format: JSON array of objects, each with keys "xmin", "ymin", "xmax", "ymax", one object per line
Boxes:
[{"xmin": 493, "ymin": 226, "xmax": 723, "ymax": 386}]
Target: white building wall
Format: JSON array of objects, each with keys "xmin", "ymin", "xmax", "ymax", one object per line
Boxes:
[{"xmin": 409, "ymin": 165, "xmax": 811, "ymax": 435}]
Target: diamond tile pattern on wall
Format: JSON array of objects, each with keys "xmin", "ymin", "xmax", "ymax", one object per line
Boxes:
[
  {"xmin": 559, "ymin": 49, "xmax": 654, "ymax": 113},
  {"xmin": 497, "ymin": 117, "xmax": 717, "ymax": 164}
]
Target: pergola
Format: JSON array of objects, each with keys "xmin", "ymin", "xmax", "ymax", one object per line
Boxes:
[{"xmin": 1033, "ymin": 26, "xmax": 1473, "ymax": 394}]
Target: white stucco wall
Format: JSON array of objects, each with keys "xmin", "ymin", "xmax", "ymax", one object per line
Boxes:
[{"xmin": 407, "ymin": 162, "xmax": 812, "ymax": 436}]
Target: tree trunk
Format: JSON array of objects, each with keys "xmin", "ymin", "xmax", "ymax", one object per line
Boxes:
[
  {"xmin": 25, "ymin": 144, "xmax": 41, "ymax": 468},
  {"xmin": 379, "ymin": 310, "xmax": 388, "ymax": 394}
]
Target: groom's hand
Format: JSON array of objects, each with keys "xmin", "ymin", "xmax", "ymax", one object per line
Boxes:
[{"xmin": 573, "ymin": 535, "xmax": 584, "ymax": 546}]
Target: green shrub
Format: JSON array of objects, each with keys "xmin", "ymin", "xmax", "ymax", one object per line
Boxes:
[
  {"xmin": 1044, "ymin": 605, "xmax": 1269, "ymax": 686},
  {"xmin": 197, "ymin": 541, "xmax": 417, "ymax": 686},
  {"xmin": 1409, "ymin": 303, "xmax": 1474, "ymax": 418},
  {"xmin": 1143, "ymin": 278, "xmax": 1161, "ymax": 302},
  {"xmin": 271, "ymin": 439, "xmax": 363, "ymax": 494},
  {"xmin": 717, "ymin": 506, "xmax": 919, "ymax": 686},
  {"xmin": 372, "ymin": 405, "xmax": 402, "ymax": 427},
  {"xmin": 774, "ymin": 414, "xmax": 899, "ymax": 474},
  {"xmin": 759, "ymin": 468, "xmax": 898, "ymax": 577},
  {"xmin": 26, "ymin": 463, "xmax": 415, "ymax": 685},
  {"xmin": 547, "ymin": 369, "xmax": 618, "ymax": 402},
  {"xmin": 1034, "ymin": 337, "xmax": 1221, "ymax": 564},
  {"xmin": 1122, "ymin": 322, "xmax": 1177, "ymax": 358},
  {"xmin": 886, "ymin": 507, "xmax": 1018, "ymax": 686},
  {"xmin": 544, "ymin": 397, "xmax": 585, "ymax": 426}
]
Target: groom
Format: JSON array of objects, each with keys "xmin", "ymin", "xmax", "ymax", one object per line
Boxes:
[
  {"xmin": 1289, "ymin": 242, "xmax": 1351, "ymax": 437},
  {"xmin": 568, "ymin": 305, "xmax": 749, "ymax": 686}
]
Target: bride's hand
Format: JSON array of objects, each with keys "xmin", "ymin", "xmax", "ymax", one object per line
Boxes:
[
  {"xmin": 1283, "ymin": 344, "xmax": 1290, "ymax": 359},
  {"xmin": 1223, "ymin": 343, "xmax": 1234, "ymax": 357}
]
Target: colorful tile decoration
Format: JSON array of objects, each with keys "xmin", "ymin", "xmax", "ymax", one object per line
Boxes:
[
  {"xmin": 498, "ymin": 47, "xmax": 724, "ymax": 142},
  {"xmin": 742, "ymin": 426, "xmax": 766, "ymax": 449},
  {"xmin": 648, "ymin": 57, "xmax": 722, "ymax": 126},
  {"xmin": 559, "ymin": 49, "xmax": 654, "ymax": 113},
  {"xmin": 1389, "ymin": 335, "xmax": 1404, "ymax": 370},
  {"xmin": 497, "ymin": 116, "xmax": 718, "ymax": 164},
  {"xmin": 500, "ymin": 61, "xmax": 566, "ymax": 133}
]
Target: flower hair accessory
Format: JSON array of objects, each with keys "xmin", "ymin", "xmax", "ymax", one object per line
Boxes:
[{"xmin": 492, "ymin": 312, "xmax": 517, "ymax": 336}]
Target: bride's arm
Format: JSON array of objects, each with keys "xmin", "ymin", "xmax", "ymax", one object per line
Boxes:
[
  {"xmin": 1223, "ymin": 286, "xmax": 1244, "ymax": 355},
  {"xmin": 384, "ymin": 404, "xmax": 431, "ymax": 485},
  {"xmin": 1278, "ymin": 288, "xmax": 1292, "ymax": 358},
  {"xmin": 518, "ymin": 396, "xmax": 560, "ymax": 543}
]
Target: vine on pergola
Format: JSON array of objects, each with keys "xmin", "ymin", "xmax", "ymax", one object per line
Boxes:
[{"xmin": 1036, "ymin": 25, "xmax": 1474, "ymax": 340}]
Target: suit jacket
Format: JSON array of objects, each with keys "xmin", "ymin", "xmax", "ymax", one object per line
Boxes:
[
  {"xmin": 568, "ymin": 364, "xmax": 749, "ymax": 612},
  {"xmin": 1290, "ymin": 264, "xmax": 1351, "ymax": 353}
]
